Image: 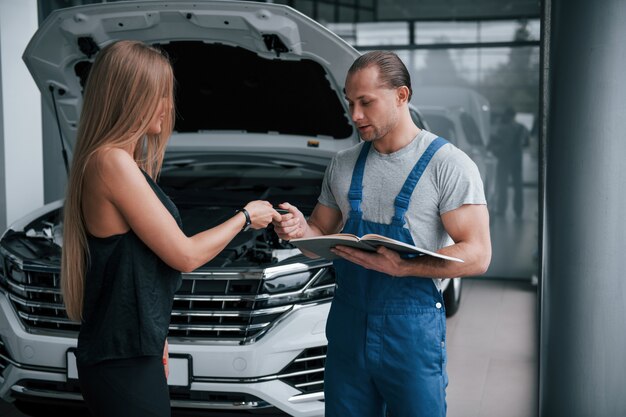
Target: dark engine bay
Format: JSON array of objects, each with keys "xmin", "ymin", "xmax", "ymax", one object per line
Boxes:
[{"xmin": 145, "ymin": 153, "xmax": 324, "ymax": 268}]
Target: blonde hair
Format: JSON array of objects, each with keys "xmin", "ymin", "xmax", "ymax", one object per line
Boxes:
[{"xmin": 61, "ymin": 40, "xmax": 175, "ymax": 321}]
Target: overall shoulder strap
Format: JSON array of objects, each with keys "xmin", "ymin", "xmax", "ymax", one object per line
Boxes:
[
  {"xmin": 347, "ymin": 141, "xmax": 372, "ymax": 215},
  {"xmin": 392, "ymin": 137, "xmax": 448, "ymax": 225}
]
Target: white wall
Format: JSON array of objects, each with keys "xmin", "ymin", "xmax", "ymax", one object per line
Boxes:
[{"xmin": 0, "ymin": 0, "xmax": 43, "ymax": 231}]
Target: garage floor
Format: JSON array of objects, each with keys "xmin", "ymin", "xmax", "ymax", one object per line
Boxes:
[
  {"xmin": 446, "ymin": 182, "xmax": 539, "ymax": 417},
  {"xmin": 446, "ymin": 278, "xmax": 538, "ymax": 417}
]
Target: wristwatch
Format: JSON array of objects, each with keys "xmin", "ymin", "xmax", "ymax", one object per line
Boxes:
[{"xmin": 236, "ymin": 208, "xmax": 252, "ymax": 232}]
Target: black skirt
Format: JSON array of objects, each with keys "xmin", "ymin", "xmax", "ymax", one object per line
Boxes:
[{"xmin": 77, "ymin": 355, "xmax": 170, "ymax": 417}]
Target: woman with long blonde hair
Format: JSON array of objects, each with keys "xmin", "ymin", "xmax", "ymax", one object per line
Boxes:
[{"xmin": 62, "ymin": 40, "xmax": 280, "ymax": 417}]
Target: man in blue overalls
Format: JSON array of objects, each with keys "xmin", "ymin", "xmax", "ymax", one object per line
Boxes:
[{"xmin": 273, "ymin": 51, "xmax": 491, "ymax": 417}]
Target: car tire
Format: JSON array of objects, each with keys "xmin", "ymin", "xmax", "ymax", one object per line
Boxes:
[{"xmin": 443, "ymin": 277, "xmax": 462, "ymax": 317}]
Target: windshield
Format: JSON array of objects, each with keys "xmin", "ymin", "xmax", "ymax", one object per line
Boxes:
[
  {"xmin": 459, "ymin": 112, "xmax": 485, "ymax": 146},
  {"xmin": 422, "ymin": 114, "xmax": 457, "ymax": 145}
]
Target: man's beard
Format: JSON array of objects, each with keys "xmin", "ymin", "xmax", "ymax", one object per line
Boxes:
[{"xmin": 359, "ymin": 114, "xmax": 398, "ymax": 142}]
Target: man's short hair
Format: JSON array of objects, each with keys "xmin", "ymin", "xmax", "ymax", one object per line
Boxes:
[{"xmin": 348, "ymin": 51, "xmax": 413, "ymax": 101}]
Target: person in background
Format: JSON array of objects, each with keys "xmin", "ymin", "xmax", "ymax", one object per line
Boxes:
[
  {"xmin": 273, "ymin": 51, "xmax": 491, "ymax": 417},
  {"xmin": 489, "ymin": 106, "xmax": 530, "ymax": 218},
  {"xmin": 61, "ymin": 40, "xmax": 281, "ymax": 417}
]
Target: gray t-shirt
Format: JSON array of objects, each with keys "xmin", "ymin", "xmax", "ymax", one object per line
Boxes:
[{"xmin": 318, "ymin": 130, "xmax": 487, "ymax": 285}]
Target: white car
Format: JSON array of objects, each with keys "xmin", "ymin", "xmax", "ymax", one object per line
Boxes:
[{"xmin": 0, "ymin": 2, "xmax": 461, "ymax": 416}]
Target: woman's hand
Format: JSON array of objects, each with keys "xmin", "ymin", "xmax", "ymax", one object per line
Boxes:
[
  {"xmin": 163, "ymin": 340, "xmax": 169, "ymax": 379},
  {"xmin": 243, "ymin": 201, "xmax": 282, "ymax": 229}
]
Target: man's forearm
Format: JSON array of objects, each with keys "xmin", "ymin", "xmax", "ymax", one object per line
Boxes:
[
  {"xmin": 301, "ymin": 221, "xmax": 326, "ymax": 238},
  {"xmin": 399, "ymin": 241, "xmax": 490, "ymax": 279},
  {"xmin": 300, "ymin": 203, "xmax": 343, "ymax": 239}
]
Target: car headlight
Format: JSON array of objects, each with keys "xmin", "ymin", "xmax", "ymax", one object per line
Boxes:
[
  {"xmin": 263, "ymin": 271, "xmax": 311, "ymax": 294},
  {"xmin": 259, "ymin": 263, "xmax": 336, "ymax": 307}
]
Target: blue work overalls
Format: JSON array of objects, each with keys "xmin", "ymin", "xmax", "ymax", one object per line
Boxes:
[{"xmin": 324, "ymin": 137, "xmax": 449, "ymax": 417}]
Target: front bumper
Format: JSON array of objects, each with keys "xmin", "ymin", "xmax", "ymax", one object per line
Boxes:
[{"xmin": 0, "ymin": 291, "xmax": 329, "ymax": 417}]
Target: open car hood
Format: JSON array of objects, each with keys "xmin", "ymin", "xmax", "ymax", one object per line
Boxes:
[{"xmin": 23, "ymin": 0, "xmax": 359, "ymax": 153}]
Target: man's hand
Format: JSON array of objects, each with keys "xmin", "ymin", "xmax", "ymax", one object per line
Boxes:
[
  {"xmin": 272, "ymin": 203, "xmax": 309, "ymax": 240},
  {"xmin": 331, "ymin": 245, "xmax": 407, "ymax": 276},
  {"xmin": 272, "ymin": 202, "xmax": 344, "ymax": 260}
]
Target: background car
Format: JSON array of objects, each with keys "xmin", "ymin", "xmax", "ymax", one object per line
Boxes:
[
  {"xmin": 412, "ymin": 87, "xmax": 497, "ymax": 206},
  {"xmin": 0, "ymin": 2, "xmax": 463, "ymax": 416}
]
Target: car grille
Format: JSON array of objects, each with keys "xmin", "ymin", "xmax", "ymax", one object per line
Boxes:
[
  {"xmin": 0, "ymin": 338, "xmax": 13, "ymax": 376},
  {"xmin": 1, "ymin": 264, "xmax": 74, "ymax": 332},
  {"xmin": 168, "ymin": 272, "xmax": 295, "ymax": 341},
  {"xmin": 278, "ymin": 346, "xmax": 327, "ymax": 395},
  {"xmin": 0, "ymin": 252, "xmax": 331, "ymax": 343},
  {"xmin": 12, "ymin": 379, "xmax": 288, "ymax": 412},
  {"xmin": 169, "ymin": 389, "xmax": 280, "ymax": 410}
]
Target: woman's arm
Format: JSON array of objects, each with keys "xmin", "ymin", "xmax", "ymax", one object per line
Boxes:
[
  {"xmin": 163, "ymin": 340, "xmax": 169, "ymax": 379},
  {"xmin": 86, "ymin": 148, "xmax": 281, "ymax": 273}
]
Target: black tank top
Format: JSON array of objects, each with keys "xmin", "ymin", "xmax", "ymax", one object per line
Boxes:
[{"xmin": 76, "ymin": 170, "xmax": 182, "ymax": 365}]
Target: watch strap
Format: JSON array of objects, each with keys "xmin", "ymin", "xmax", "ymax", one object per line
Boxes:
[{"xmin": 237, "ymin": 208, "xmax": 251, "ymax": 232}]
